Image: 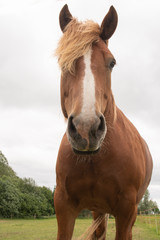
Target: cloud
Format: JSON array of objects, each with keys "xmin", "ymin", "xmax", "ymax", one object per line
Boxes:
[
  {"xmin": 0, "ymin": 108, "xmax": 66, "ymax": 188},
  {"xmin": 111, "ymin": 0, "xmax": 160, "ymax": 127},
  {"xmin": 0, "ymin": 2, "xmax": 61, "ymax": 109}
]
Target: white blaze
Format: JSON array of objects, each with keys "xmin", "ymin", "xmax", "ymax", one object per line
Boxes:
[{"xmin": 81, "ymin": 49, "xmax": 96, "ymax": 119}]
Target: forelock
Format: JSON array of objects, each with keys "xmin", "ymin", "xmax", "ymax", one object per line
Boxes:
[{"xmin": 55, "ymin": 18, "xmax": 101, "ymax": 74}]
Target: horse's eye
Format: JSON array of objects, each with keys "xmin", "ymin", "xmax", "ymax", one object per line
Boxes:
[{"xmin": 109, "ymin": 59, "xmax": 116, "ymax": 69}]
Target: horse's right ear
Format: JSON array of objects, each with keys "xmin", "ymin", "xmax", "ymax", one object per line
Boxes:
[{"xmin": 59, "ymin": 4, "xmax": 73, "ymax": 32}]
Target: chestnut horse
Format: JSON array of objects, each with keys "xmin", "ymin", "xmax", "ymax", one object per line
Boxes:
[{"xmin": 54, "ymin": 4, "xmax": 153, "ymax": 240}]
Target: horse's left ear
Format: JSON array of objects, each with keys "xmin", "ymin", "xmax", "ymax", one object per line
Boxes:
[
  {"xmin": 59, "ymin": 4, "xmax": 73, "ymax": 32},
  {"xmin": 100, "ymin": 6, "xmax": 118, "ymax": 41}
]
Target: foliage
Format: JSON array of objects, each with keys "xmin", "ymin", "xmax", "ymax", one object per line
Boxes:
[
  {"xmin": 0, "ymin": 151, "xmax": 16, "ymax": 177},
  {"xmin": 0, "ymin": 176, "xmax": 21, "ymax": 217},
  {"xmin": 138, "ymin": 189, "xmax": 160, "ymax": 214},
  {"xmin": 0, "ymin": 151, "xmax": 55, "ymax": 218}
]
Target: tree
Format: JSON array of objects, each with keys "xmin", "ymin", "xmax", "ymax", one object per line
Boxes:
[
  {"xmin": 0, "ymin": 151, "xmax": 16, "ymax": 178},
  {"xmin": 18, "ymin": 178, "xmax": 54, "ymax": 217},
  {"xmin": 0, "ymin": 150, "xmax": 55, "ymax": 218},
  {"xmin": 41, "ymin": 186, "xmax": 55, "ymax": 215},
  {"xmin": 0, "ymin": 176, "xmax": 21, "ymax": 218},
  {"xmin": 138, "ymin": 189, "xmax": 160, "ymax": 214},
  {"xmin": 0, "ymin": 151, "xmax": 8, "ymax": 165}
]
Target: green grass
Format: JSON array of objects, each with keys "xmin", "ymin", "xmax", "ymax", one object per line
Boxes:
[
  {"xmin": 0, "ymin": 216, "xmax": 159, "ymax": 240},
  {"xmin": 136, "ymin": 215, "xmax": 160, "ymax": 239}
]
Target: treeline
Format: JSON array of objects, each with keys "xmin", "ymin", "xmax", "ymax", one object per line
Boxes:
[{"xmin": 0, "ymin": 151, "xmax": 55, "ymax": 218}]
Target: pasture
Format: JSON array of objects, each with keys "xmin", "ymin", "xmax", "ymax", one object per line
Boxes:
[{"xmin": 0, "ymin": 216, "xmax": 159, "ymax": 240}]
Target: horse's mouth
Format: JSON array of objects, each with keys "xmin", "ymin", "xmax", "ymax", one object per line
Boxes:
[{"xmin": 73, "ymin": 148, "xmax": 100, "ymax": 155}]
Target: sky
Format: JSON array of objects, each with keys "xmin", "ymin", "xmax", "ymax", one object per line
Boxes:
[{"xmin": 0, "ymin": 0, "xmax": 160, "ymax": 207}]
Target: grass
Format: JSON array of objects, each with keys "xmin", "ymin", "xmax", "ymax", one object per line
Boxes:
[
  {"xmin": 136, "ymin": 215, "xmax": 160, "ymax": 238},
  {"xmin": 0, "ymin": 216, "xmax": 160, "ymax": 240}
]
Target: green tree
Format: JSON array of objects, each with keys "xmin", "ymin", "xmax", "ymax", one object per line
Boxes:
[
  {"xmin": 0, "ymin": 151, "xmax": 16, "ymax": 177},
  {"xmin": 41, "ymin": 186, "xmax": 55, "ymax": 215},
  {"xmin": 18, "ymin": 178, "xmax": 45, "ymax": 217},
  {"xmin": 0, "ymin": 176, "xmax": 21, "ymax": 218},
  {"xmin": 18, "ymin": 178, "xmax": 54, "ymax": 217},
  {"xmin": 138, "ymin": 189, "xmax": 160, "ymax": 214},
  {"xmin": 0, "ymin": 150, "xmax": 55, "ymax": 218}
]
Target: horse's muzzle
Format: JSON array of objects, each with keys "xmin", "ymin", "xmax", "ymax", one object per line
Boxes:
[{"xmin": 67, "ymin": 114, "xmax": 106, "ymax": 154}]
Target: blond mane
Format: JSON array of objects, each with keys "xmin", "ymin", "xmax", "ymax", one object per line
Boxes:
[{"xmin": 55, "ymin": 18, "xmax": 101, "ymax": 74}]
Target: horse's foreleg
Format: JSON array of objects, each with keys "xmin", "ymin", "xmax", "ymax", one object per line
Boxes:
[
  {"xmin": 54, "ymin": 189, "xmax": 77, "ymax": 240},
  {"xmin": 115, "ymin": 202, "xmax": 137, "ymax": 240},
  {"xmin": 91, "ymin": 212, "xmax": 108, "ymax": 240},
  {"xmin": 128, "ymin": 207, "xmax": 137, "ymax": 240}
]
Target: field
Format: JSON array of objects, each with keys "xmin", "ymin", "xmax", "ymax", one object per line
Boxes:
[{"xmin": 0, "ymin": 216, "xmax": 160, "ymax": 240}]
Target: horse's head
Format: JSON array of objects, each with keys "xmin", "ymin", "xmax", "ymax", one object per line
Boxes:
[{"xmin": 56, "ymin": 5, "xmax": 118, "ymax": 155}]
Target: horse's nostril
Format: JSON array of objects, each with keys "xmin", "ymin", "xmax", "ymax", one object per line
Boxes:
[
  {"xmin": 67, "ymin": 116, "xmax": 88, "ymax": 150},
  {"xmin": 68, "ymin": 116, "xmax": 76, "ymax": 134},
  {"xmin": 98, "ymin": 116, "xmax": 105, "ymax": 132}
]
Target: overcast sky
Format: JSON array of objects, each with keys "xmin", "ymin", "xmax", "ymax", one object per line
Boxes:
[{"xmin": 0, "ymin": 0, "xmax": 160, "ymax": 207}]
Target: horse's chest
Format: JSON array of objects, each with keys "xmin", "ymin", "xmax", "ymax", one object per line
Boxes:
[
  {"xmin": 65, "ymin": 163, "xmax": 117, "ymax": 210},
  {"xmin": 66, "ymin": 172, "xmax": 97, "ymax": 197},
  {"xmin": 66, "ymin": 167, "xmax": 96, "ymax": 194}
]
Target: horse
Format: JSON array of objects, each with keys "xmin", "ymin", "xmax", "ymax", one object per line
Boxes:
[{"xmin": 54, "ymin": 4, "xmax": 153, "ymax": 240}]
